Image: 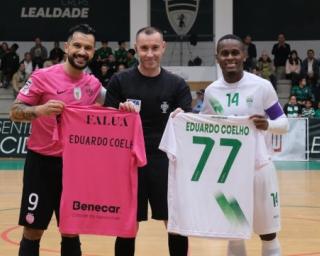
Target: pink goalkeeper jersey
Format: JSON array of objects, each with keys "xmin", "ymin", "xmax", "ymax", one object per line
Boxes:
[
  {"xmin": 17, "ymin": 64, "xmax": 101, "ymax": 156},
  {"xmin": 59, "ymin": 105, "xmax": 146, "ymax": 237}
]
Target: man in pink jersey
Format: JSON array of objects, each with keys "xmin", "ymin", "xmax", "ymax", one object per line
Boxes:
[{"xmin": 10, "ymin": 24, "xmax": 135, "ymax": 256}]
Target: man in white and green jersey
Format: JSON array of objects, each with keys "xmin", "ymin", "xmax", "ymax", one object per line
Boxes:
[{"xmin": 201, "ymin": 34, "xmax": 289, "ymax": 256}]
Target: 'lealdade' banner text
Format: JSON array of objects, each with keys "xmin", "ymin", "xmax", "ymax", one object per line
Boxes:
[{"xmin": 0, "ymin": 0, "xmax": 129, "ymax": 41}]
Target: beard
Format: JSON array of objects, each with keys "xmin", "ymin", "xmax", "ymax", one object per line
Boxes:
[{"xmin": 67, "ymin": 54, "xmax": 89, "ymax": 70}]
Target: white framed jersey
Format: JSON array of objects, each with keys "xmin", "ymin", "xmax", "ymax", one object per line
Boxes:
[{"xmin": 159, "ymin": 113, "xmax": 258, "ymax": 239}]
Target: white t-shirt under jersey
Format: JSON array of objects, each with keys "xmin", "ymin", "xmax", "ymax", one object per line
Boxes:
[{"xmin": 201, "ymin": 71, "xmax": 286, "ymax": 167}]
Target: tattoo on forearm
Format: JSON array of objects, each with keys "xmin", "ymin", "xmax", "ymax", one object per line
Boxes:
[{"xmin": 10, "ymin": 102, "xmax": 37, "ymax": 121}]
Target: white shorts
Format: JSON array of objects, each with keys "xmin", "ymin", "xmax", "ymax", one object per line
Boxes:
[{"xmin": 253, "ymin": 162, "xmax": 281, "ymax": 235}]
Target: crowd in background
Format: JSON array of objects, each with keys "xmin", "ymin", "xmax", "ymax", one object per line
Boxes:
[
  {"xmin": 242, "ymin": 33, "xmax": 320, "ymax": 118},
  {"xmin": 0, "ymin": 38, "xmax": 138, "ymax": 95},
  {"xmin": 1, "ymin": 33, "xmax": 320, "ymax": 118}
]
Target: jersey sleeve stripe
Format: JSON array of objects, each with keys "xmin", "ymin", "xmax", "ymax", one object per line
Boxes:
[{"xmin": 265, "ymin": 102, "xmax": 284, "ymax": 120}]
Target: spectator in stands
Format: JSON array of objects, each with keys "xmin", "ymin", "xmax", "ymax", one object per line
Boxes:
[
  {"xmin": 0, "ymin": 42, "xmax": 9, "ymax": 65},
  {"xmin": 291, "ymin": 76, "xmax": 312, "ymax": 106},
  {"xmin": 115, "ymin": 40, "xmax": 128, "ymax": 65},
  {"xmin": 0, "ymin": 42, "xmax": 9, "ymax": 58},
  {"xmin": 12, "ymin": 62, "xmax": 27, "ymax": 97},
  {"xmin": 272, "ymin": 33, "xmax": 291, "ymax": 80},
  {"xmin": 107, "ymin": 54, "xmax": 117, "ymax": 74},
  {"xmin": 88, "ymin": 55, "xmax": 99, "ymax": 76},
  {"xmin": 301, "ymin": 99, "xmax": 315, "ymax": 118},
  {"xmin": 1, "ymin": 43, "xmax": 20, "ymax": 88},
  {"xmin": 301, "ymin": 49, "xmax": 319, "ymax": 86},
  {"xmin": 314, "ymin": 101, "xmax": 320, "ymax": 118},
  {"xmin": 22, "ymin": 52, "xmax": 34, "ymax": 78},
  {"xmin": 127, "ymin": 48, "xmax": 138, "ymax": 67},
  {"xmin": 0, "ymin": 42, "xmax": 10, "ymax": 87},
  {"xmin": 49, "ymin": 41, "xmax": 65, "ymax": 64},
  {"xmin": 30, "ymin": 37, "xmax": 48, "ymax": 69},
  {"xmin": 116, "ymin": 63, "xmax": 126, "ymax": 73},
  {"xmin": 96, "ymin": 64, "xmax": 113, "ymax": 88},
  {"xmin": 257, "ymin": 51, "xmax": 277, "ymax": 90},
  {"xmin": 192, "ymin": 89, "xmax": 205, "ymax": 113},
  {"xmin": 285, "ymin": 50, "xmax": 301, "ymax": 86},
  {"xmin": 243, "ymin": 35, "xmax": 257, "ymax": 72},
  {"xmin": 96, "ymin": 40, "xmax": 113, "ymax": 67},
  {"xmin": 43, "ymin": 59, "xmax": 54, "ymax": 68},
  {"xmin": 283, "ymin": 95, "xmax": 302, "ymax": 117}
]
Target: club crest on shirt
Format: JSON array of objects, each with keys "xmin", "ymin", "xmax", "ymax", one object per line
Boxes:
[
  {"xmin": 246, "ymin": 96, "xmax": 253, "ymax": 107},
  {"xmin": 160, "ymin": 101, "xmax": 169, "ymax": 113},
  {"xmin": 74, "ymin": 87, "xmax": 82, "ymax": 100},
  {"xmin": 84, "ymin": 84, "xmax": 94, "ymax": 97},
  {"xmin": 26, "ymin": 213, "xmax": 35, "ymax": 224}
]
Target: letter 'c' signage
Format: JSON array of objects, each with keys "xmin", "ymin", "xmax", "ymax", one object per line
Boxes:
[{"xmin": 0, "ymin": 119, "xmax": 31, "ymax": 158}]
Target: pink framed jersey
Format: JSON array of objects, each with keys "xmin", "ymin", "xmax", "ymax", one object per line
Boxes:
[{"xmin": 59, "ymin": 105, "xmax": 146, "ymax": 237}]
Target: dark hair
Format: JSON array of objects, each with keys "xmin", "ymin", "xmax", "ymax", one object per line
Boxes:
[
  {"xmin": 197, "ymin": 89, "xmax": 205, "ymax": 95},
  {"xmin": 67, "ymin": 24, "xmax": 96, "ymax": 41},
  {"xmin": 307, "ymin": 49, "xmax": 314, "ymax": 53},
  {"xmin": 128, "ymin": 48, "xmax": 136, "ymax": 55},
  {"xmin": 305, "ymin": 98, "xmax": 313, "ymax": 105},
  {"xmin": 288, "ymin": 50, "xmax": 301, "ymax": 65},
  {"xmin": 217, "ymin": 34, "xmax": 244, "ymax": 52},
  {"xmin": 298, "ymin": 74, "xmax": 306, "ymax": 82},
  {"xmin": 136, "ymin": 26, "xmax": 163, "ymax": 39},
  {"xmin": 11, "ymin": 43, "xmax": 19, "ymax": 50}
]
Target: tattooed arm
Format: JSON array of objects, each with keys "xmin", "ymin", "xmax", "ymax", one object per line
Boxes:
[{"xmin": 10, "ymin": 99, "xmax": 65, "ymax": 122}]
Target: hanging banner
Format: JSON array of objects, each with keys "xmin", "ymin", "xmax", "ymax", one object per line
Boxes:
[
  {"xmin": 0, "ymin": 119, "xmax": 31, "ymax": 157},
  {"xmin": 271, "ymin": 118, "xmax": 308, "ymax": 161},
  {"xmin": 165, "ymin": 0, "xmax": 200, "ymax": 36},
  {"xmin": 151, "ymin": 0, "xmax": 213, "ymax": 41},
  {"xmin": 0, "ymin": 1, "xmax": 130, "ymax": 41},
  {"xmin": 308, "ymin": 118, "xmax": 320, "ymax": 159}
]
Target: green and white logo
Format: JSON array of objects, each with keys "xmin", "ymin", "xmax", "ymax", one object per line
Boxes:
[{"xmin": 246, "ymin": 96, "xmax": 253, "ymax": 107}]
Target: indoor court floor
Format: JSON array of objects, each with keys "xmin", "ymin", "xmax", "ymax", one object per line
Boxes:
[{"xmin": 1, "ymin": 159, "xmax": 320, "ymax": 256}]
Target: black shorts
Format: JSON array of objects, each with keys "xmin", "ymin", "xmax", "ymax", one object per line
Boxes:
[
  {"xmin": 137, "ymin": 153, "xmax": 169, "ymax": 221},
  {"xmin": 18, "ymin": 150, "xmax": 62, "ymax": 229}
]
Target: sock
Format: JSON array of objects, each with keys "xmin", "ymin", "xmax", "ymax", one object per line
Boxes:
[
  {"xmin": 18, "ymin": 236, "xmax": 40, "ymax": 256},
  {"xmin": 262, "ymin": 238, "xmax": 281, "ymax": 256},
  {"xmin": 227, "ymin": 240, "xmax": 247, "ymax": 256},
  {"xmin": 61, "ymin": 236, "xmax": 82, "ymax": 256},
  {"xmin": 168, "ymin": 233, "xmax": 188, "ymax": 256},
  {"xmin": 115, "ymin": 237, "xmax": 136, "ymax": 256}
]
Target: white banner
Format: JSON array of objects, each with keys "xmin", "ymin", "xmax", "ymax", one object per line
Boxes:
[{"xmin": 271, "ymin": 118, "xmax": 308, "ymax": 161}]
